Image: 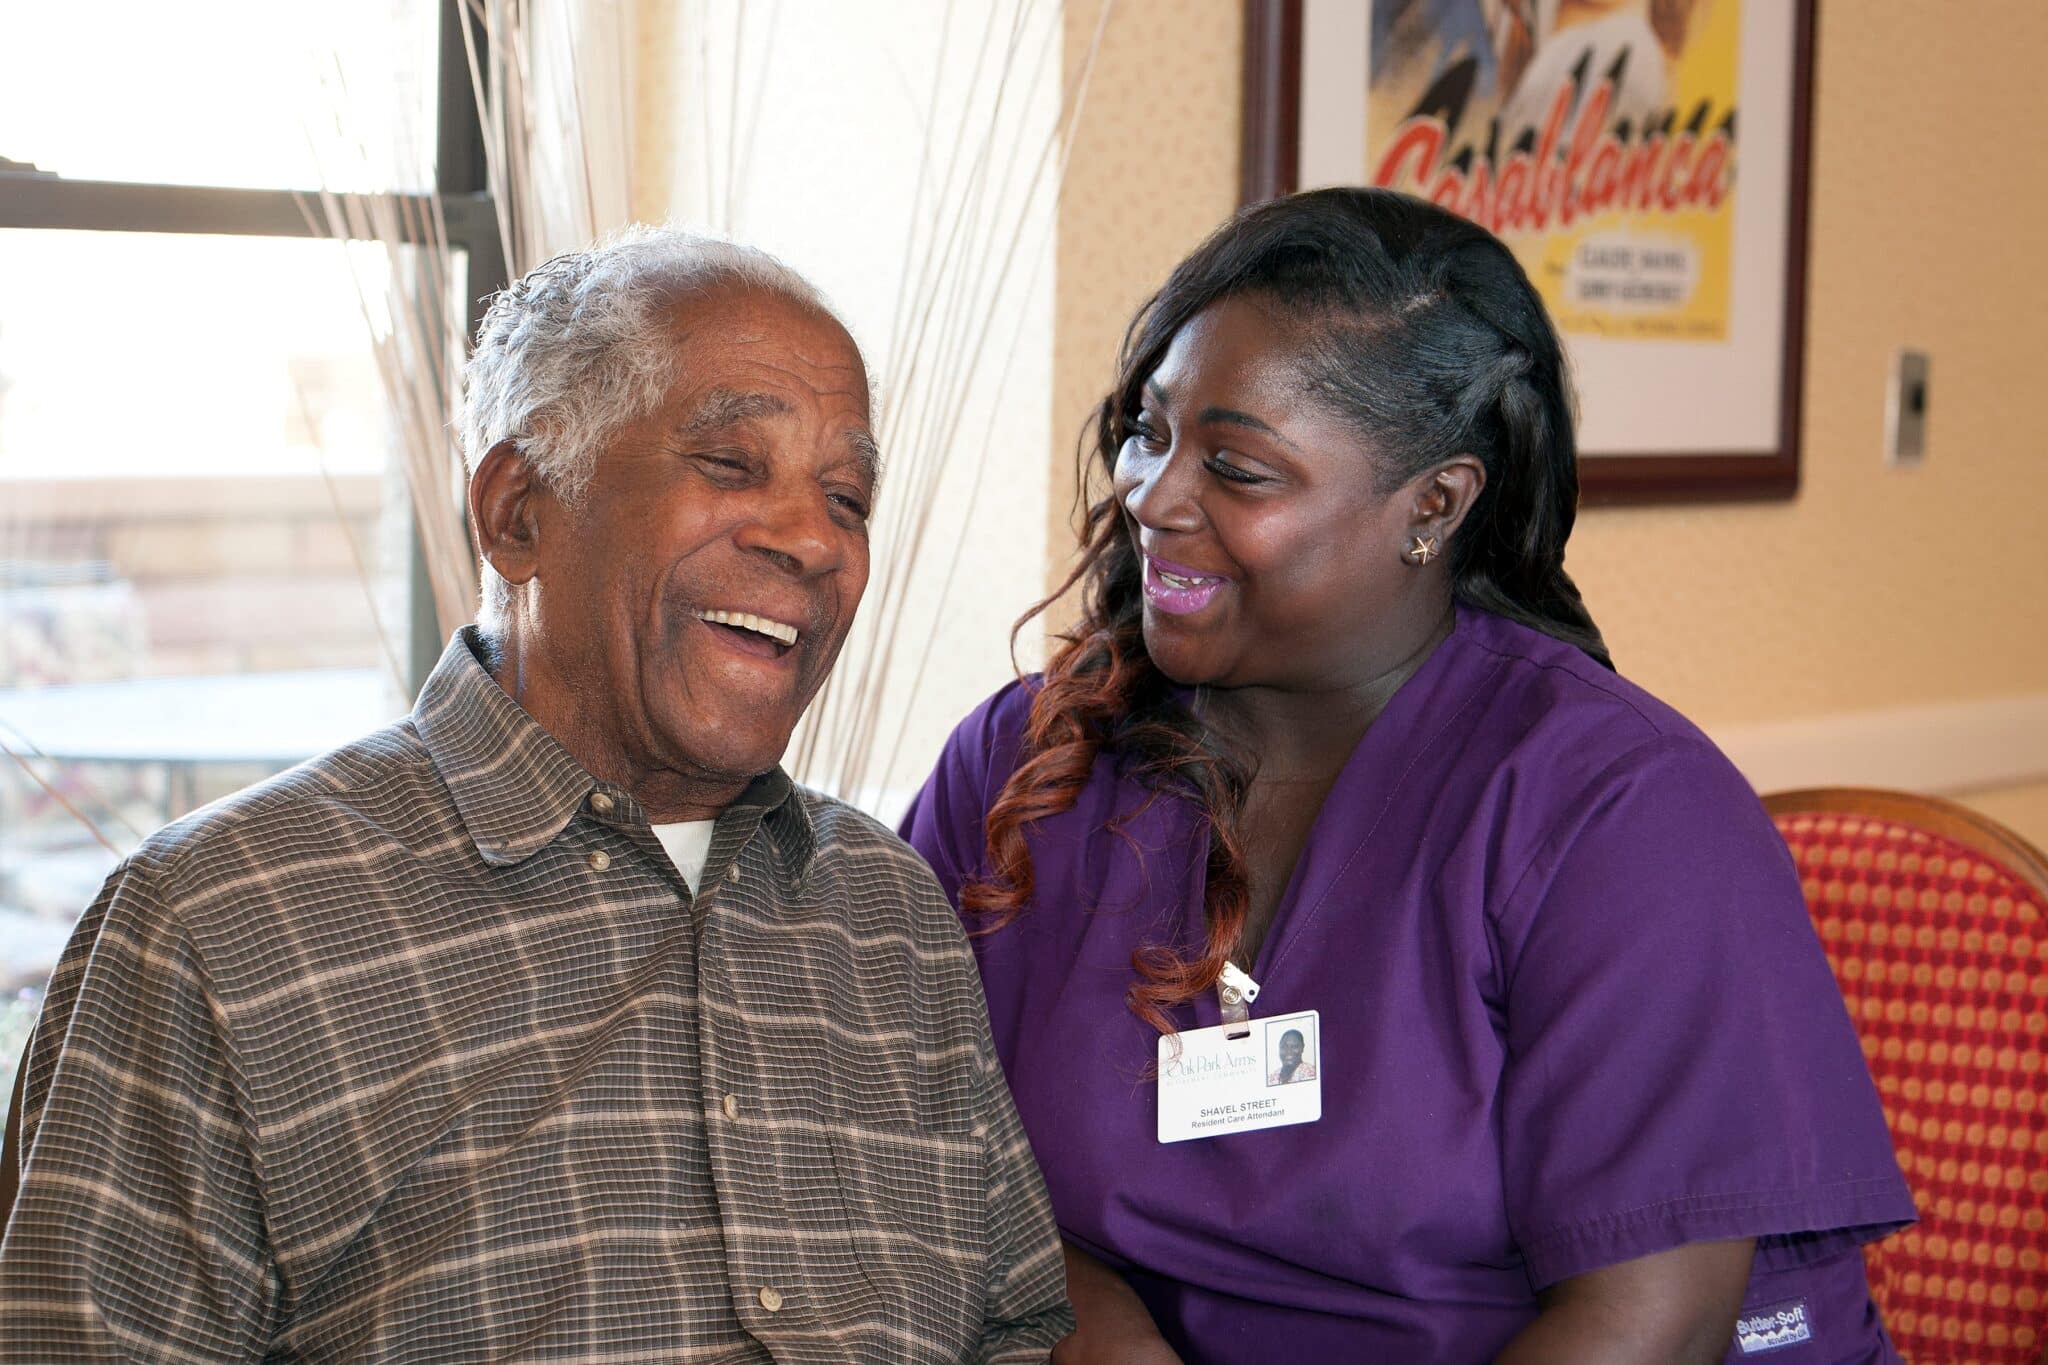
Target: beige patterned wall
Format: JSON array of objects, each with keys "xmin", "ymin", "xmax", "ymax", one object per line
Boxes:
[
  {"xmin": 1050, "ymin": 1, "xmax": 1245, "ymax": 581},
  {"xmin": 1051, "ymin": 0, "xmax": 2048, "ymax": 843},
  {"xmin": 1564, "ymin": 3, "xmax": 2048, "ymax": 724}
]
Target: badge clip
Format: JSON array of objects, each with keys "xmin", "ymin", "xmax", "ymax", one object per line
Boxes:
[{"xmin": 1217, "ymin": 960, "xmax": 1260, "ymax": 1039}]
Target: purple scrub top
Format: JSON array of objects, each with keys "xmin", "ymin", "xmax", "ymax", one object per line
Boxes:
[{"xmin": 902, "ymin": 605, "xmax": 1915, "ymax": 1364}]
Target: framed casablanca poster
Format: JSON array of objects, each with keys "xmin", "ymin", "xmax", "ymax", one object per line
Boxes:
[{"xmin": 1243, "ymin": 0, "xmax": 1817, "ymax": 502}]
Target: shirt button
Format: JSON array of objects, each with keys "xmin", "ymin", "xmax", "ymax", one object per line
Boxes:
[
  {"xmin": 726, "ymin": 862, "xmax": 741, "ymax": 884},
  {"xmin": 722, "ymin": 1093, "xmax": 739, "ymax": 1120},
  {"xmin": 757, "ymin": 1285, "xmax": 783, "ymax": 1313},
  {"xmin": 589, "ymin": 791, "xmax": 615, "ymax": 817},
  {"xmin": 586, "ymin": 850, "xmax": 611, "ymax": 872}
]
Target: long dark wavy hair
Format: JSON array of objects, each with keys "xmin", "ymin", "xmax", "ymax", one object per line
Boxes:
[{"xmin": 962, "ymin": 188, "xmax": 1610, "ymax": 1032}]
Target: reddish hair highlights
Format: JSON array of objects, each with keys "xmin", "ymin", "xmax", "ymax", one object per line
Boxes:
[
  {"xmin": 961, "ymin": 505, "xmax": 1252, "ymax": 1036},
  {"xmin": 964, "ymin": 189, "xmax": 1607, "ymax": 1034}
]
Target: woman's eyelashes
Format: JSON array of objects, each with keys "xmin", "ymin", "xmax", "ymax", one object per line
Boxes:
[
  {"xmin": 1204, "ymin": 454, "xmax": 1266, "ymax": 486},
  {"xmin": 1128, "ymin": 416, "xmax": 1269, "ymax": 487}
]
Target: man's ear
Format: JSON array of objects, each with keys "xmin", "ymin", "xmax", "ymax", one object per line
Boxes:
[
  {"xmin": 469, "ymin": 441, "xmax": 547, "ymax": 588},
  {"xmin": 1407, "ymin": 454, "xmax": 1487, "ymax": 544}
]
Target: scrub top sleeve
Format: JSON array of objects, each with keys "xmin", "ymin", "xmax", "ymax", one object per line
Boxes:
[
  {"xmin": 1493, "ymin": 736, "xmax": 1913, "ymax": 1291},
  {"xmin": 899, "ymin": 680, "xmax": 1034, "ymax": 908}
]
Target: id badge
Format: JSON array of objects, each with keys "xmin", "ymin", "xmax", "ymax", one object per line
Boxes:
[{"xmin": 1157, "ymin": 1009, "xmax": 1321, "ymax": 1143}]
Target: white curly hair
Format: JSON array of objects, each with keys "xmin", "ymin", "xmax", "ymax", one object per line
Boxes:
[{"xmin": 459, "ymin": 225, "xmax": 848, "ymax": 501}]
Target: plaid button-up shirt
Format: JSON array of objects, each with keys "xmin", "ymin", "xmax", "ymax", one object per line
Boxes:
[{"xmin": 0, "ymin": 630, "xmax": 1070, "ymax": 1362}]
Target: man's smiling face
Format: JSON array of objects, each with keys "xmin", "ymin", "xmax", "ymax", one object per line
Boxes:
[{"xmin": 514, "ymin": 283, "xmax": 876, "ymax": 801}]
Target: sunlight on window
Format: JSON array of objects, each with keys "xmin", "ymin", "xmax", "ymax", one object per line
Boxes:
[
  {"xmin": 0, "ymin": 234, "xmax": 417, "ymax": 1069},
  {"xmin": 0, "ymin": 0, "xmax": 436, "ymax": 191},
  {"xmin": 0, "ymin": 232, "xmax": 401, "ymax": 481},
  {"xmin": 0, "ymin": 0, "xmax": 445, "ymax": 1094}
]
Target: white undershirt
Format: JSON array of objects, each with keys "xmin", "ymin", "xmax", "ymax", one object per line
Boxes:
[{"xmin": 650, "ymin": 820, "xmax": 716, "ymax": 894}]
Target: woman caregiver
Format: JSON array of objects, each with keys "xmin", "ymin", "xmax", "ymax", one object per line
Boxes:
[{"xmin": 903, "ymin": 189, "xmax": 1914, "ymax": 1363}]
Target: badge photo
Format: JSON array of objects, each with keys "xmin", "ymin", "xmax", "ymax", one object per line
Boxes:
[{"xmin": 1266, "ymin": 1016, "xmax": 1318, "ymax": 1087}]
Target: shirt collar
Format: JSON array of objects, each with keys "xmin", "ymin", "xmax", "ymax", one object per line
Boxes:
[
  {"xmin": 414, "ymin": 628, "xmax": 815, "ymax": 873},
  {"xmin": 716, "ymin": 766, "xmax": 819, "ymax": 881}
]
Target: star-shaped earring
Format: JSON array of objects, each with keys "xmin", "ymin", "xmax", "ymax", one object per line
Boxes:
[{"xmin": 1406, "ymin": 534, "xmax": 1441, "ymax": 565}]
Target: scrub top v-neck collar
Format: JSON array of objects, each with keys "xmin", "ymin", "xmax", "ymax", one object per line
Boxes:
[{"xmin": 1182, "ymin": 604, "xmax": 1505, "ymax": 1029}]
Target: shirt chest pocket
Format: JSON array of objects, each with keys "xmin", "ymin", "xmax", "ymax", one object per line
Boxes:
[{"xmin": 791, "ymin": 1120, "xmax": 989, "ymax": 1355}]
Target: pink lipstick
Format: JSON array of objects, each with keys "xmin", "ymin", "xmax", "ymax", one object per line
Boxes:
[{"xmin": 1143, "ymin": 554, "xmax": 1228, "ymax": 616}]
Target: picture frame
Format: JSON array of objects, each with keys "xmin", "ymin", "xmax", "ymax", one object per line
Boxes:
[{"xmin": 1243, "ymin": 0, "xmax": 1818, "ymax": 504}]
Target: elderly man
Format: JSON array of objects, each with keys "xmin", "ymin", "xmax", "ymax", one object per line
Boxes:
[{"xmin": 0, "ymin": 229, "xmax": 1072, "ymax": 1361}]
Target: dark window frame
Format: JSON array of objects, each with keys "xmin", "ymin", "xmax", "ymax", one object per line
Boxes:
[{"xmin": 0, "ymin": 0, "xmax": 507, "ymax": 691}]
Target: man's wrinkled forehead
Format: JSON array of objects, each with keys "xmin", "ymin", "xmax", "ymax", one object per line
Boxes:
[{"xmin": 662, "ymin": 281, "xmax": 869, "ymax": 385}]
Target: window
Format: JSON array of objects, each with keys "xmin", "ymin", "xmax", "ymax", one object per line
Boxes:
[{"xmin": 0, "ymin": 0, "xmax": 502, "ymax": 1092}]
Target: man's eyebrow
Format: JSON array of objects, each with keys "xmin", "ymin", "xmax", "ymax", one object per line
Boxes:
[
  {"xmin": 843, "ymin": 428, "xmax": 883, "ymax": 492},
  {"xmin": 676, "ymin": 387, "xmax": 792, "ymax": 436}
]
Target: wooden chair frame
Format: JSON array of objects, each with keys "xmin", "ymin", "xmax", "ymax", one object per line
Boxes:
[{"xmin": 1764, "ymin": 786, "xmax": 2048, "ymax": 898}]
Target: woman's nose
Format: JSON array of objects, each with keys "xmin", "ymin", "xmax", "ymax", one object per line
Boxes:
[{"xmin": 1116, "ymin": 445, "xmax": 1202, "ymax": 533}]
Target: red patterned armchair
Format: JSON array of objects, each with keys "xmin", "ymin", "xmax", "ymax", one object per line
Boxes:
[{"xmin": 1766, "ymin": 788, "xmax": 2048, "ymax": 1365}]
